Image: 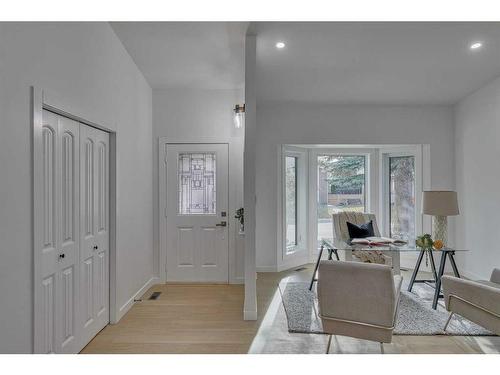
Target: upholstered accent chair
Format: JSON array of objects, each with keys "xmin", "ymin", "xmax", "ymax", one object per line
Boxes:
[
  {"xmin": 332, "ymin": 212, "xmax": 399, "ymax": 272},
  {"xmin": 317, "ymin": 260, "xmax": 402, "ymax": 353},
  {"xmin": 442, "ymin": 268, "xmax": 500, "ymax": 335}
]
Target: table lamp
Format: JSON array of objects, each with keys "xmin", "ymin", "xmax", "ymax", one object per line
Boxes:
[{"xmin": 422, "ymin": 191, "xmax": 459, "ymax": 245}]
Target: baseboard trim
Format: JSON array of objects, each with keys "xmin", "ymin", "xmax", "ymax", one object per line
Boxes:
[
  {"xmin": 256, "ymin": 266, "xmax": 277, "ymax": 272},
  {"xmin": 277, "ymin": 259, "xmax": 309, "ymax": 272},
  {"xmin": 244, "ymin": 309, "xmax": 258, "ymax": 320},
  {"xmin": 460, "ymin": 269, "xmax": 483, "ymax": 281},
  {"xmin": 230, "ymin": 276, "xmax": 245, "ymax": 284},
  {"xmin": 116, "ymin": 276, "xmax": 158, "ymax": 322}
]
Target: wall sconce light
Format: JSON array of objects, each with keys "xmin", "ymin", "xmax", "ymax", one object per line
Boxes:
[{"xmin": 233, "ymin": 104, "xmax": 245, "ymax": 129}]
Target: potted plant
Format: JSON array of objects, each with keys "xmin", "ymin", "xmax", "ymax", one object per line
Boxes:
[
  {"xmin": 235, "ymin": 208, "xmax": 244, "ymax": 234},
  {"xmin": 416, "ymin": 234, "xmax": 434, "ymax": 250},
  {"xmin": 416, "ymin": 234, "xmax": 434, "ymax": 267}
]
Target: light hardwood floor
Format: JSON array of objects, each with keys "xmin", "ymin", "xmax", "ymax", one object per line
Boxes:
[{"xmin": 81, "ymin": 265, "xmax": 500, "ymax": 354}]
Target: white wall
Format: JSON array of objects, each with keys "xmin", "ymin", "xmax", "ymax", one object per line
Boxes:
[
  {"xmin": 0, "ymin": 22, "xmax": 154, "ymax": 353},
  {"xmin": 454, "ymin": 75, "xmax": 500, "ymax": 280},
  {"xmin": 152, "ymin": 88, "xmax": 245, "ymax": 283},
  {"xmin": 256, "ymin": 102, "xmax": 455, "ymax": 270}
]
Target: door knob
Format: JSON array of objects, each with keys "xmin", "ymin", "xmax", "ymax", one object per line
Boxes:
[
  {"xmin": 59, "ymin": 253, "xmax": 65, "ymax": 259},
  {"xmin": 93, "ymin": 245, "xmax": 98, "ymax": 250},
  {"xmin": 216, "ymin": 221, "xmax": 227, "ymax": 227}
]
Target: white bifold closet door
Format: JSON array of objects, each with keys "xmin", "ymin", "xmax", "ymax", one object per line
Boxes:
[
  {"xmin": 79, "ymin": 124, "xmax": 109, "ymax": 348},
  {"xmin": 35, "ymin": 110, "xmax": 109, "ymax": 353}
]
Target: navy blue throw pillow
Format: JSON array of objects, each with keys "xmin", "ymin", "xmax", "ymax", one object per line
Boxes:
[{"xmin": 346, "ymin": 220, "xmax": 374, "ymax": 239}]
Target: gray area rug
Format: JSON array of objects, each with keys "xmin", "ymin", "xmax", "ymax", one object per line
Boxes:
[{"xmin": 279, "ymin": 281, "xmax": 494, "ymax": 336}]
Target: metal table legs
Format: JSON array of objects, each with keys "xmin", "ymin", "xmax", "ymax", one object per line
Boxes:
[
  {"xmin": 398, "ymin": 248, "xmax": 462, "ymax": 309},
  {"xmin": 407, "ymin": 249, "xmax": 438, "ymax": 292},
  {"xmin": 432, "ymin": 250, "xmax": 460, "ymax": 309},
  {"xmin": 309, "ymin": 244, "xmax": 339, "ymax": 291}
]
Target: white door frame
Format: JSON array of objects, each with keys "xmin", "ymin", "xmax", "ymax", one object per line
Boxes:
[
  {"xmin": 32, "ymin": 87, "xmax": 117, "ymax": 353},
  {"xmin": 158, "ymin": 137, "xmax": 237, "ymax": 284}
]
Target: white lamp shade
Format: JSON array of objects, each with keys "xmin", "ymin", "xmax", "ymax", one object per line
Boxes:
[{"xmin": 422, "ymin": 191, "xmax": 459, "ymax": 216}]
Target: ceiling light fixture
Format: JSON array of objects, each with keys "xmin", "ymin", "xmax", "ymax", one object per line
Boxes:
[
  {"xmin": 275, "ymin": 41, "xmax": 286, "ymax": 49},
  {"xmin": 470, "ymin": 41, "xmax": 483, "ymax": 50}
]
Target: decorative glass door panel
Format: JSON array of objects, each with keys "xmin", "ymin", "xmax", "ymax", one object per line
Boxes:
[{"xmin": 178, "ymin": 153, "xmax": 216, "ymax": 214}]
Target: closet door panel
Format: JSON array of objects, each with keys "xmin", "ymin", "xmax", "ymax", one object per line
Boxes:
[
  {"xmin": 36, "ymin": 110, "xmax": 80, "ymax": 354},
  {"xmin": 38, "ymin": 110, "xmax": 58, "ymax": 353},
  {"xmin": 93, "ymin": 135, "xmax": 109, "ymax": 327},
  {"xmin": 55, "ymin": 115, "xmax": 80, "ymax": 354},
  {"xmin": 79, "ymin": 124, "xmax": 109, "ymax": 345}
]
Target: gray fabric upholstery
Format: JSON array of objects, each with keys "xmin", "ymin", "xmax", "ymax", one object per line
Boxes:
[
  {"xmin": 442, "ymin": 268, "xmax": 500, "ymax": 335},
  {"xmin": 476, "ymin": 280, "xmax": 500, "ymax": 289},
  {"xmin": 332, "ymin": 212, "xmax": 391, "ymax": 266},
  {"xmin": 317, "ymin": 260, "xmax": 402, "ymax": 343},
  {"xmin": 490, "ymin": 268, "xmax": 500, "ymax": 284}
]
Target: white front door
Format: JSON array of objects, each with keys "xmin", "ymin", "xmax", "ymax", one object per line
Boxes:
[
  {"xmin": 79, "ymin": 124, "xmax": 109, "ymax": 345},
  {"xmin": 165, "ymin": 144, "xmax": 229, "ymax": 282}
]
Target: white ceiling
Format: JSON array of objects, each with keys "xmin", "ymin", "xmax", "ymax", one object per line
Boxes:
[
  {"xmin": 112, "ymin": 22, "xmax": 500, "ymax": 104},
  {"xmin": 110, "ymin": 22, "xmax": 247, "ymax": 90},
  {"xmin": 256, "ymin": 22, "xmax": 500, "ymax": 104}
]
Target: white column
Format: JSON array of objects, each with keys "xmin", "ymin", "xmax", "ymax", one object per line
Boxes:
[{"xmin": 243, "ymin": 33, "xmax": 257, "ymax": 320}]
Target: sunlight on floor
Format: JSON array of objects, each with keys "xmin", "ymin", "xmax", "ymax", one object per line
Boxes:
[{"xmin": 248, "ymin": 287, "xmax": 283, "ymax": 353}]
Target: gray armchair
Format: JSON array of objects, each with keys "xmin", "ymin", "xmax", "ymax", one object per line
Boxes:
[
  {"xmin": 442, "ymin": 268, "xmax": 500, "ymax": 335},
  {"xmin": 317, "ymin": 260, "xmax": 402, "ymax": 353}
]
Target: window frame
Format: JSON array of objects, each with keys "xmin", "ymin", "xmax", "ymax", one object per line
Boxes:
[
  {"xmin": 317, "ymin": 153, "xmax": 368, "ymax": 214},
  {"xmin": 387, "ymin": 155, "xmax": 416, "ymax": 240},
  {"xmin": 380, "ymin": 147, "xmax": 423, "ymax": 238},
  {"xmin": 277, "ymin": 144, "xmax": 431, "ymax": 270},
  {"xmin": 284, "ymin": 155, "xmax": 298, "ymax": 250},
  {"xmin": 279, "ymin": 146, "xmax": 308, "ymax": 269},
  {"xmin": 308, "ymin": 148, "xmax": 377, "ymax": 262},
  {"xmin": 379, "ymin": 145, "xmax": 431, "ymax": 270}
]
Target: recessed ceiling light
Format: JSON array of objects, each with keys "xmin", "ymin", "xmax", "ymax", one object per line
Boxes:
[
  {"xmin": 276, "ymin": 41, "xmax": 286, "ymax": 49},
  {"xmin": 470, "ymin": 41, "xmax": 483, "ymax": 50}
]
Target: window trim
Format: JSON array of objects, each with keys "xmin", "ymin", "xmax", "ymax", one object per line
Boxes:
[
  {"xmin": 379, "ymin": 145, "xmax": 432, "ymax": 270},
  {"xmin": 278, "ymin": 146, "xmax": 308, "ymax": 270},
  {"xmin": 284, "ymin": 155, "xmax": 298, "ymax": 250},
  {"xmin": 277, "ymin": 144, "xmax": 431, "ymax": 270},
  {"xmin": 387, "ymin": 155, "xmax": 416, "ymax": 240},
  {"xmin": 308, "ymin": 148, "xmax": 377, "ymax": 263},
  {"xmin": 380, "ymin": 146, "xmax": 423, "ymax": 238}
]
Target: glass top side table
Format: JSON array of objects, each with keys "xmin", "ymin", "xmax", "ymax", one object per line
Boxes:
[{"xmin": 310, "ymin": 238, "xmax": 468, "ymax": 309}]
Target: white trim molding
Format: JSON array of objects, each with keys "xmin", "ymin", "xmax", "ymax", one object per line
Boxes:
[
  {"xmin": 117, "ymin": 277, "xmax": 159, "ymax": 322},
  {"xmin": 244, "ymin": 309, "xmax": 258, "ymax": 320},
  {"xmin": 158, "ymin": 137, "xmax": 244, "ymax": 285},
  {"xmin": 307, "ymin": 147, "xmax": 377, "ymax": 264},
  {"xmin": 278, "ymin": 145, "xmax": 310, "ymax": 271},
  {"xmin": 256, "ymin": 266, "xmax": 278, "ymax": 272},
  {"xmin": 271, "ymin": 143, "xmax": 433, "ymax": 270}
]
